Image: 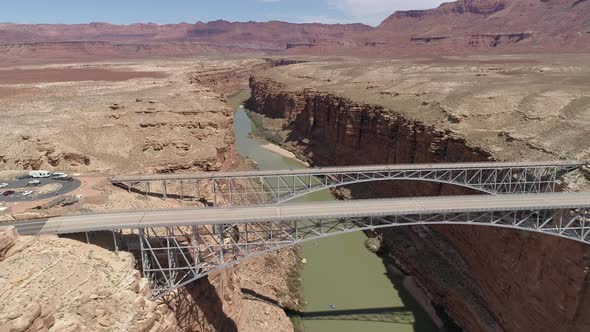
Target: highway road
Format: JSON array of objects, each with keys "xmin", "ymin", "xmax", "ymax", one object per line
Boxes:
[
  {"xmin": 111, "ymin": 160, "xmax": 587, "ymax": 182},
  {"xmin": 6, "ymin": 192, "xmax": 590, "ymax": 236}
]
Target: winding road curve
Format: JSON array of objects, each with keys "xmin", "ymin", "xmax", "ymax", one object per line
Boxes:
[{"xmin": 0, "ymin": 178, "xmax": 81, "ymax": 202}]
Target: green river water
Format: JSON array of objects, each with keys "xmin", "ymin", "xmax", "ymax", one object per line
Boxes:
[{"xmin": 229, "ymin": 90, "xmax": 437, "ymax": 332}]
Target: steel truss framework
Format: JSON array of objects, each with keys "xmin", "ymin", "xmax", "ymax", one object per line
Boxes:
[
  {"xmin": 113, "ymin": 162, "xmax": 583, "ymax": 206},
  {"xmin": 127, "ymin": 205, "xmax": 589, "ymax": 299},
  {"xmin": 107, "ymin": 161, "xmax": 588, "ymax": 298}
]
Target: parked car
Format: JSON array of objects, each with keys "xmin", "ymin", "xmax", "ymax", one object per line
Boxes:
[
  {"xmin": 54, "ymin": 176, "xmax": 74, "ymax": 182},
  {"xmin": 51, "ymin": 172, "xmax": 68, "ymax": 178},
  {"xmin": 2, "ymin": 190, "xmax": 15, "ymax": 196},
  {"xmin": 0, "ymin": 183, "xmax": 8, "ymax": 188},
  {"xmin": 28, "ymin": 180, "xmax": 41, "ymax": 186},
  {"xmin": 29, "ymin": 170, "xmax": 51, "ymax": 178},
  {"xmin": 22, "ymin": 191, "xmax": 33, "ymax": 196}
]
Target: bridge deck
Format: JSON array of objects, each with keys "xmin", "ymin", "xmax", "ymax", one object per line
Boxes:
[
  {"xmin": 110, "ymin": 160, "xmax": 587, "ymax": 182},
  {"xmin": 12, "ymin": 192, "xmax": 590, "ymax": 235}
]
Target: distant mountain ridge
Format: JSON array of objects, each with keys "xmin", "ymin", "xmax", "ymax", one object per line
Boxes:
[
  {"xmin": 0, "ymin": 0, "xmax": 588, "ymax": 64},
  {"xmin": 0, "ymin": 20, "xmax": 372, "ymax": 50},
  {"xmin": 340, "ymin": 0, "xmax": 590, "ymax": 56}
]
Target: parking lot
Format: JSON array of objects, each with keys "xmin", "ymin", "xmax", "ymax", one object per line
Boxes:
[{"xmin": 0, "ymin": 176, "xmax": 81, "ymax": 202}]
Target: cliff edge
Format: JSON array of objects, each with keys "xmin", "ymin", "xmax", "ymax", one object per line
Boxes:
[{"xmin": 0, "ymin": 226, "xmax": 178, "ymax": 331}]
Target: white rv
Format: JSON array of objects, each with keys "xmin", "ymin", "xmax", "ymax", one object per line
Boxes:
[{"xmin": 29, "ymin": 170, "xmax": 50, "ymax": 178}]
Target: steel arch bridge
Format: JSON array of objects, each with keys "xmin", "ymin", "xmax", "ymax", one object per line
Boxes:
[
  {"xmin": 11, "ymin": 192, "xmax": 590, "ymax": 299},
  {"xmin": 110, "ymin": 161, "xmax": 585, "ymax": 206},
  {"xmin": 134, "ymin": 194, "xmax": 590, "ymax": 298}
]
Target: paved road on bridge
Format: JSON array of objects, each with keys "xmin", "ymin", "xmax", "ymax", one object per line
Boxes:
[
  {"xmin": 8, "ymin": 192, "xmax": 590, "ymax": 235},
  {"xmin": 111, "ymin": 160, "xmax": 586, "ymax": 181}
]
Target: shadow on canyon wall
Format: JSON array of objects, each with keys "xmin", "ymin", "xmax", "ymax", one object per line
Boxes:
[
  {"xmin": 165, "ymin": 277, "xmax": 238, "ymax": 332},
  {"xmin": 377, "ymin": 252, "xmax": 463, "ymax": 332},
  {"xmin": 63, "ymin": 232, "xmax": 238, "ymax": 331}
]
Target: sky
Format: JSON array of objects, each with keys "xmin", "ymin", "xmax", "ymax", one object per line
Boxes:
[{"xmin": 0, "ymin": 0, "xmax": 448, "ymax": 26}]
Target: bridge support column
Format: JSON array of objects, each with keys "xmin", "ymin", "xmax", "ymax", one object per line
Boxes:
[
  {"xmin": 244, "ymin": 178, "xmax": 248, "ymax": 205},
  {"xmin": 138, "ymin": 228, "xmax": 149, "ymax": 283},
  {"xmin": 244, "ymin": 224, "xmax": 249, "ymax": 253},
  {"xmin": 228, "ymin": 180, "xmax": 233, "ymax": 206},
  {"xmin": 113, "ymin": 230, "xmax": 118, "ymax": 252},
  {"xmin": 190, "ymin": 225, "xmax": 200, "ymax": 269},
  {"xmin": 212, "ymin": 179, "xmax": 217, "ymax": 207},
  {"xmin": 218, "ymin": 224, "xmax": 224, "ymax": 265}
]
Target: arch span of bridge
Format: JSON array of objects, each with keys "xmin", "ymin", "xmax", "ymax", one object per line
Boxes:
[
  {"xmin": 110, "ymin": 161, "xmax": 585, "ymax": 206},
  {"xmin": 10, "ymin": 192, "xmax": 590, "ymax": 299}
]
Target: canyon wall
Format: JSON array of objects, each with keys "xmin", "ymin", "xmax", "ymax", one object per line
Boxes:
[
  {"xmin": 248, "ymin": 67, "xmax": 590, "ymax": 331},
  {"xmin": 187, "ymin": 58, "xmax": 292, "ymax": 95}
]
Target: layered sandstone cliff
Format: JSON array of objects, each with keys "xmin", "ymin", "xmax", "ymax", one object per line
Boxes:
[{"xmin": 247, "ymin": 56, "xmax": 590, "ymax": 331}]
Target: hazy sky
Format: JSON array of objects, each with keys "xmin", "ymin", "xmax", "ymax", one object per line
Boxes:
[{"xmin": 1, "ymin": 0, "xmax": 448, "ymax": 26}]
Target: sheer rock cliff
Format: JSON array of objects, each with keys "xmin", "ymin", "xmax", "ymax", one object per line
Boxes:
[{"xmin": 247, "ymin": 56, "xmax": 590, "ymax": 331}]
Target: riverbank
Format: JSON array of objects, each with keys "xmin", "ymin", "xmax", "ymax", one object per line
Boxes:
[{"xmin": 261, "ymin": 143, "xmax": 310, "ymax": 166}]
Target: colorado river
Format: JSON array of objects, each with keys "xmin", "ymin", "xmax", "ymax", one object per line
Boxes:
[{"xmin": 230, "ymin": 90, "xmax": 437, "ymax": 332}]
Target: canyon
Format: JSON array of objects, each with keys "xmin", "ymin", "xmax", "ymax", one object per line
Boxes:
[
  {"xmin": 2, "ymin": 53, "xmax": 590, "ymax": 332},
  {"xmin": 1, "ymin": 0, "xmax": 590, "ymax": 331},
  {"xmin": 247, "ymin": 54, "xmax": 590, "ymax": 331}
]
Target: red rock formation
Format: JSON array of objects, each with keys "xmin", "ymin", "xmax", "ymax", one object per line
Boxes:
[
  {"xmin": 2, "ymin": 0, "xmax": 589, "ymax": 63},
  {"xmin": 363, "ymin": 0, "xmax": 590, "ymax": 54},
  {"xmin": 0, "ymin": 21, "xmax": 370, "ymax": 51},
  {"xmin": 290, "ymin": 0, "xmax": 590, "ymax": 55}
]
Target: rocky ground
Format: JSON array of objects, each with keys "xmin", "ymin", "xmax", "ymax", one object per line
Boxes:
[
  {"xmin": 0, "ymin": 226, "xmax": 178, "ymax": 331},
  {"xmin": 247, "ymin": 54, "xmax": 590, "ymax": 331},
  {"xmin": 0, "ymin": 57, "xmax": 296, "ymax": 332},
  {"xmin": 0, "ymin": 57, "xmax": 266, "ymax": 174}
]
